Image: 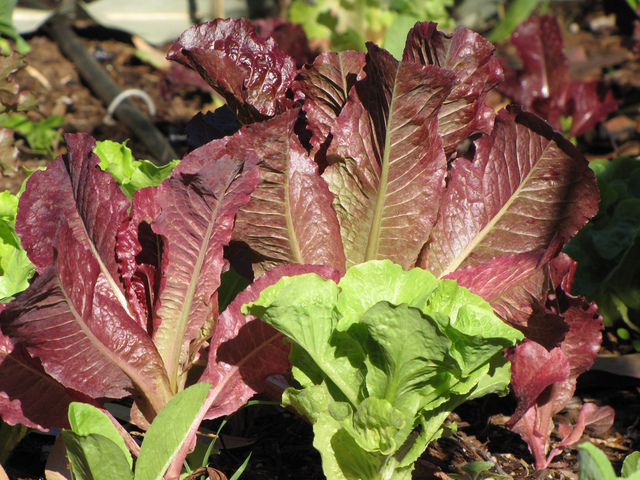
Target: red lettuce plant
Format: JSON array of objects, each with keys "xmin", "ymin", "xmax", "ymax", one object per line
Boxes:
[
  {"xmin": 168, "ymin": 18, "xmax": 609, "ymax": 469},
  {"xmin": 497, "ymin": 14, "xmax": 619, "ymax": 138},
  {"xmin": 0, "ymin": 16, "xmax": 609, "ymax": 472},
  {"xmin": 0, "ymin": 132, "xmax": 339, "ymax": 431}
]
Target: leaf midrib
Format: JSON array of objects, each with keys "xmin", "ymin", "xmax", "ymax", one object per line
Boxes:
[
  {"xmin": 166, "ymin": 196, "xmax": 223, "ymax": 393},
  {"xmin": 58, "ymin": 273, "xmax": 168, "ymax": 415},
  {"xmin": 364, "ymin": 71, "xmax": 397, "ymax": 262}
]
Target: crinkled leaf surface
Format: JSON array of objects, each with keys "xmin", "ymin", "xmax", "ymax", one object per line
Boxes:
[
  {"xmin": 2, "ymin": 134, "xmax": 172, "ymax": 415},
  {"xmin": 323, "ymin": 45, "xmax": 454, "ymax": 269},
  {"xmin": 229, "ymin": 109, "xmax": 346, "ymax": 274},
  {"xmin": 335, "ymin": 260, "xmax": 438, "ymax": 329},
  {"xmin": 294, "ymin": 51, "xmax": 366, "ymax": 153},
  {"xmin": 0, "ymin": 190, "xmax": 33, "ymax": 301},
  {"xmin": 420, "ymin": 105, "xmax": 599, "ymax": 278},
  {"xmin": 94, "ymin": 140, "xmax": 178, "ymax": 199},
  {"xmin": 152, "ymin": 146, "xmax": 259, "ymax": 393},
  {"xmin": 201, "ymin": 263, "xmax": 341, "ymax": 419},
  {"xmin": 16, "ymin": 134, "xmax": 130, "ymax": 307},
  {"xmin": 359, "ymin": 301, "xmax": 452, "ymax": 432},
  {"xmin": 116, "ymin": 186, "xmax": 162, "ymax": 332},
  {"xmin": 167, "ymin": 18, "xmax": 297, "ymax": 124},
  {"xmin": 244, "ymin": 271, "xmax": 362, "ymax": 405},
  {"xmin": 402, "ymin": 22, "xmax": 503, "ymax": 156},
  {"xmin": 423, "ymin": 277, "xmax": 524, "ymax": 377}
]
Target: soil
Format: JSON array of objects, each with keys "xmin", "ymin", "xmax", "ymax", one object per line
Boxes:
[{"xmin": 3, "ymin": 1, "xmax": 640, "ymax": 479}]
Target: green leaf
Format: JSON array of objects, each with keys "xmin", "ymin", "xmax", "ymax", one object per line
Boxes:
[
  {"xmin": 578, "ymin": 442, "xmax": 618, "ymax": 480},
  {"xmin": 335, "ymin": 260, "xmax": 438, "ymax": 331},
  {"xmin": 62, "ymin": 431, "xmax": 134, "ymax": 480},
  {"xmin": 0, "ymin": 114, "xmax": 64, "ymax": 155},
  {"xmin": 68, "ymin": 402, "xmax": 132, "ymax": 469},
  {"xmin": 283, "ymin": 384, "xmax": 332, "ymax": 424},
  {"xmin": 330, "ymin": 398, "xmax": 404, "ymax": 455},
  {"xmin": 0, "ymin": 189, "xmax": 33, "ymax": 301},
  {"xmin": 424, "ymin": 279, "xmax": 524, "ymax": 376},
  {"xmin": 0, "ymin": 0, "xmax": 30, "ymax": 54},
  {"xmin": 244, "ymin": 273, "xmax": 363, "ymax": 405},
  {"xmin": 134, "ymin": 382, "xmax": 212, "ymax": 480},
  {"xmin": 458, "ymin": 460, "xmax": 511, "ymax": 480},
  {"xmin": 382, "ymin": 13, "xmax": 419, "ymax": 59},
  {"xmin": 622, "ymin": 451, "xmax": 640, "ymax": 477},
  {"xmin": 360, "ymin": 301, "xmax": 452, "ymax": 418},
  {"xmin": 218, "ymin": 267, "xmax": 251, "ymax": 313},
  {"xmin": 95, "ymin": 140, "xmax": 178, "ymax": 198},
  {"xmin": 289, "ymin": 1, "xmax": 333, "ymax": 40},
  {"xmin": 313, "ymin": 409, "xmax": 389, "ymax": 480},
  {"xmin": 229, "ymin": 453, "xmax": 252, "ymax": 480}
]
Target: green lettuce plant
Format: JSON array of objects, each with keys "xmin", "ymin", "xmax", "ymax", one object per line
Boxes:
[
  {"xmin": 0, "ymin": 113, "xmax": 64, "ymax": 158},
  {"xmin": 243, "ymin": 260, "xmax": 523, "ymax": 480}
]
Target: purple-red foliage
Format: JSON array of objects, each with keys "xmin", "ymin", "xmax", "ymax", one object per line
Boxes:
[
  {"xmin": 498, "ymin": 15, "xmax": 619, "ymax": 138},
  {"xmin": 0, "ymin": 18, "xmax": 609, "ymax": 471}
]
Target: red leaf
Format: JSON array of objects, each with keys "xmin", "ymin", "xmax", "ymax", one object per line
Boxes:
[
  {"xmin": 403, "ymin": 22, "xmax": 503, "ymax": 155},
  {"xmin": 16, "ymin": 134, "xmax": 130, "ymax": 289},
  {"xmin": 1, "ymin": 222, "xmax": 172, "ymax": 413},
  {"xmin": 498, "ymin": 15, "xmax": 571, "ymax": 128},
  {"xmin": 117, "ymin": 186, "xmax": 162, "ymax": 332},
  {"xmin": 567, "ymin": 81, "xmax": 620, "ymax": 138},
  {"xmin": 323, "ymin": 44, "xmax": 454, "ymax": 269},
  {"xmin": 0, "ymin": 333, "xmax": 81, "ymax": 430},
  {"xmin": 506, "ymin": 340, "xmax": 570, "ymax": 426},
  {"xmin": 152, "ymin": 149, "xmax": 260, "ymax": 392},
  {"xmin": 167, "ymin": 18, "xmax": 297, "ymax": 124},
  {"xmin": 294, "ymin": 51, "xmax": 366, "ymax": 155},
  {"xmin": 229, "ymin": 109, "xmax": 347, "ymax": 274},
  {"xmin": 420, "ymin": 106, "xmax": 599, "ymax": 278},
  {"xmin": 253, "ymin": 18, "xmax": 316, "ymax": 68}
]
